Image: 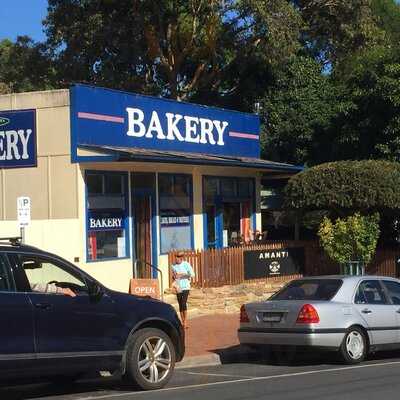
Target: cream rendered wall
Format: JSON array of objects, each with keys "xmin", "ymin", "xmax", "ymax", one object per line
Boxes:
[
  {"xmin": 0, "ymin": 89, "xmax": 81, "ymax": 265},
  {"xmin": 0, "ymin": 90, "xmax": 134, "ymax": 293}
]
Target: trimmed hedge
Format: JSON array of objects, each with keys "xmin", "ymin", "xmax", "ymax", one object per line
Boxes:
[{"xmin": 284, "ymin": 160, "xmax": 400, "ymax": 213}]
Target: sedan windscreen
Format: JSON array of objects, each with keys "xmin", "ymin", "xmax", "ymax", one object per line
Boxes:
[{"xmin": 270, "ymin": 279, "xmax": 343, "ymax": 301}]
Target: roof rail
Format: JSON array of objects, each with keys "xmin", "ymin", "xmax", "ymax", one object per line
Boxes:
[{"xmin": 0, "ymin": 237, "xmax": 22, "ymax": 246}]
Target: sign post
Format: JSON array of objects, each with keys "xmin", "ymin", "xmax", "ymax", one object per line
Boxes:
[{"xmin": 17, "ymin": 197, "xmax": 31, "ymax": 244}]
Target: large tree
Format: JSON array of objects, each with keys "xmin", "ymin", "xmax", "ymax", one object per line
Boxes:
[{"xmin": 43, "ymin": 0, "xmax": 302, "ymax": 102}]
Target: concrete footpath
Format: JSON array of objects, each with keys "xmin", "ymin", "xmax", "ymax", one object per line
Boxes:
[{"xmin": 176, "ymin": 313, "xmax": 246, "ymax": 368}]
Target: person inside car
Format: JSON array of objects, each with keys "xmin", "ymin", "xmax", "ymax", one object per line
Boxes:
[{"xmin": 30, "ymin": 282, "xmax": 76, "ymax": 297}]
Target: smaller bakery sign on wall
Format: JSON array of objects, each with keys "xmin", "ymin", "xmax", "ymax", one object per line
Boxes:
[
  {"xmin": 244, "ymin": 248, "xmax": 305, "ymax": 280},
  {"xmin": 0, "ymin": 109, "xmax": 37, "ymax": 168}
]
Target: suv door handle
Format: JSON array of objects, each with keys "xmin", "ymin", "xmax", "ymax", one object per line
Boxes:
[
  {"xmin": 362, "ymin": 309, "xmax": 372, "ymax": 314},
  {"xmin": 396, "ymin": 309, "xmax": 400, "ymax": 314},
  {"xmin": 34, "ymin": 303, "xmax": 52, "ymax": 310}
]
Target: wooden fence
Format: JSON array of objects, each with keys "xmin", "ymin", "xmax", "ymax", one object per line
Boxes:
[{"xmin": 168, "ymin": 241, "xmax": 400, "ymax": 288}]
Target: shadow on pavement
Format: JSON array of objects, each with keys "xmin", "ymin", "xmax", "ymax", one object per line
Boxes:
[
  {"xmin": 0, "ymin": 376, "xmax": 137, "ymax": 400},
  {"xmin": 212, "ymin": 345, "xmax": 400, "ymax": 367},
  {"xmin": 211, "ymin": 344, "xmax": 332, "ymax": 366}
]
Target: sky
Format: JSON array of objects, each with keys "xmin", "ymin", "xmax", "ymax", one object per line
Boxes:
[{"xmin": 0, "ymin": 0, "xmax": 48, "ymax": 42}]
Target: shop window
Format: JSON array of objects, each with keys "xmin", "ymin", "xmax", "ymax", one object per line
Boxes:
[
  {"xmin": 159, "ymin": 174, "xmax": 193, "ymax": 254},
  {"xmin": 238, "ymin": 179, "xmax": 254, "ymax": 198},
  {"xmin": 203, "ymin": 176, "xmax": 255, "ymax": 248},
  {"xmin": 220, "ymin": 178, "xmax": 236, "ymax": 197},
  {"xmin": 86, "ymin": 174, "xmax": 103, "ymax": 194},
  {"xmin": 86, "ymin": 171, "xmax": 129, "ymax": 261},
  {"xmin": 204, "ymin": 178, "xmax": 219, "ymax": 199}
]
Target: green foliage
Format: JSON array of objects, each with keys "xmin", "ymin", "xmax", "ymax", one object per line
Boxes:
[
  {"xmin": 0, "ymin": 0, "xmax": 399, "ymax": 169},
  {"xmin": 297, "ymin": 0, "xmax": 382, "ymax": 66},
  {"xmin": 318, "ymin": 213, "xmax": 380, "ymax": 265},
  {"xmin": 260, "ymin": 0, "xmax": 400, "ymax": 166},
  {"xmin": 260, "ymin": 56, "xmax": 341, "ymax": 164},
  {"xmin": 284, "ymin": 160, "xmax": 400, "ymax": 214},
  {"xmin": 318, "ymin": 43, "xmax": 400, "ymax": 163},
  {"xmin": 372, "ymin": 0, "xmax": 400, "ymax": 43},
  {"xmin": 0, "ymin": 37, "xmax": 55, "ymax": 94}
]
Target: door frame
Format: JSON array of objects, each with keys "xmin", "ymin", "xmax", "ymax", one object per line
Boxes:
[{"xmin": 130, "ymin": 172, "xmax": 158, "ymax": 279}]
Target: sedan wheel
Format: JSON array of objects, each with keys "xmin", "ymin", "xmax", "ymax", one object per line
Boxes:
[
  {"xmin": 124, "ymin": 328, "xmax": 176, "ymax": 390},
  {"xmin": 340, "ymin": 327, "xmax": 367, "ymax": 364}
]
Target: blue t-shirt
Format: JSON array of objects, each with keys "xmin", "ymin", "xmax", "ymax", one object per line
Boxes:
[{"xmin": 172, "ymin": 261, "xmax": 195, "ymax": 291}]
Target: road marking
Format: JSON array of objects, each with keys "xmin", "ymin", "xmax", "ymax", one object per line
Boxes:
[
  {"xmin": 76, "ymin": 360, "xmax": 400, "ymax": 400},
  {"xmin": 179, "ymin": 371, "xmax": 254, "ymax": 379}
]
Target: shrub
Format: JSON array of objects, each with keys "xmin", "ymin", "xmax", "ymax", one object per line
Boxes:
[
  {"xmin": 284, "ymin": 160, "xmax": 400, "ymax": 214},
  {"xmin": 318, "ymin": 213, "xmax": 380, "ymax": 266}
]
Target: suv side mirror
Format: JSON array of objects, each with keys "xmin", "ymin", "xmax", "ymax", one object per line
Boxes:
[{"xmin": 87, "ymin": 280, "xmax": 103, "ymax": 300}]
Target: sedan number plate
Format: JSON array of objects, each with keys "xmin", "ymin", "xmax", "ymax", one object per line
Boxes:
[{"xmin": 262, "ymin": 312, "xmax": 282, "ymax": 322}]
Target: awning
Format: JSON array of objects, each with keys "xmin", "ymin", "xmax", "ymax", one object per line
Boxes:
[{"xmin": 78, "ymin": 144, "xmax": 303, "ymax": 174}]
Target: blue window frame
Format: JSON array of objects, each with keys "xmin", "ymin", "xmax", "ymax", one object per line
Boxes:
[
  {"xmin": 158, "ymin": 173, "xmax": 193, "ymax": 254},
  {"xmin": 85, "ymin": 170, "xmax": 130, "ymax": 262}
]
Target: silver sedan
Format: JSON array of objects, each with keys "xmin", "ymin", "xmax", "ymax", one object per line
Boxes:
[{"xmin": 238, "ymin": 275, "xmax": 400, "ymax": 363}]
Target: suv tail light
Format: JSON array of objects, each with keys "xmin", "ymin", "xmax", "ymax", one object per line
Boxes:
[
  {"xmin": 240, "ymin": 305, "xmax": 250, "ymax": 323},
  {"xmin": 296, "ymin": 304, "xmax": 319, "ymax": 324}
]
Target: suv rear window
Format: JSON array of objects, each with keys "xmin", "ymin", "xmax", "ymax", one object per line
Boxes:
[{"xmin": 270, "ymin": 279, "xmax": 343, "ymax": 301}]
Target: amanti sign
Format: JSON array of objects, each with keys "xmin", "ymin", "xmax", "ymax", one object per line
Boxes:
[
  {"xmin": 0, "ymin": 109, "xmax": 36, "ymax": 168},
  {"xmin": 70, "ymin": 84, "xmax": 260, "ymax": 159},
  {"xmin": 244, "ymin": 248, "xmax": 305, "ymax": 279}
]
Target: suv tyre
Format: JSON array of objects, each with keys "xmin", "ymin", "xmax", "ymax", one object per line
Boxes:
[{"xmin": 124, "ymin": 328, "xmax": 176, "ymax": 390}]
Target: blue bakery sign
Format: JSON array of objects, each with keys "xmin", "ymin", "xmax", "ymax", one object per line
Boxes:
[
  {"xmin": 0, "ymin": 109, "xmax": 37, "ymax": 168},
  {"xmin": 70, "ymin": 84, "xmax": 260, "ymax": 160}
]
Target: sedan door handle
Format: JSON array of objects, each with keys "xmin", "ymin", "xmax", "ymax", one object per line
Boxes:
[
  {"xmin": 34, "ymin": 303, "xmax": 52, "ymax": 310},
  {"xmin": 362, "ymin": 309, "xmax": 372, "ymax": 314},
  {"xmin": 396, "ymin": 309, "xmax": 400, "ymax": 314}
]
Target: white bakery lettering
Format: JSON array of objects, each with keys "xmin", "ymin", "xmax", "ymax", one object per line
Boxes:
[
  {"xmin": 0, "ymin": 129, "xmax": 32, "ymax": 161},
  {"xmin": 89, "ymin": 218, "xmax": 122, "ymax": 229},
  {"xmin": 126, "ymin": 107, "xmax": 227, "ymax": 146}
]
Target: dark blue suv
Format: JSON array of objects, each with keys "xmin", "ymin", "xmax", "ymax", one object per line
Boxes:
[{"xmin": 0, "ymin": 238, "xmax": 184, "ymax": 390}]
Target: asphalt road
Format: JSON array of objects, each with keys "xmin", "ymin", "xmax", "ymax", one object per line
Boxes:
[{"xmin": 3, "ymin": 351, "xmax": 400, "ymax": 400}]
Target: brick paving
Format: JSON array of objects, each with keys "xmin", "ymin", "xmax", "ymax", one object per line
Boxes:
[{"xmin": 184, "ymin": 313, "xmax": 239, "ymax": 357}]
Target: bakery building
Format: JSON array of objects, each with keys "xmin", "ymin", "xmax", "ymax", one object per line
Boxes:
[{"xmin": 0, "ymin": 85, "xmax": 301, "ymax": 292}]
